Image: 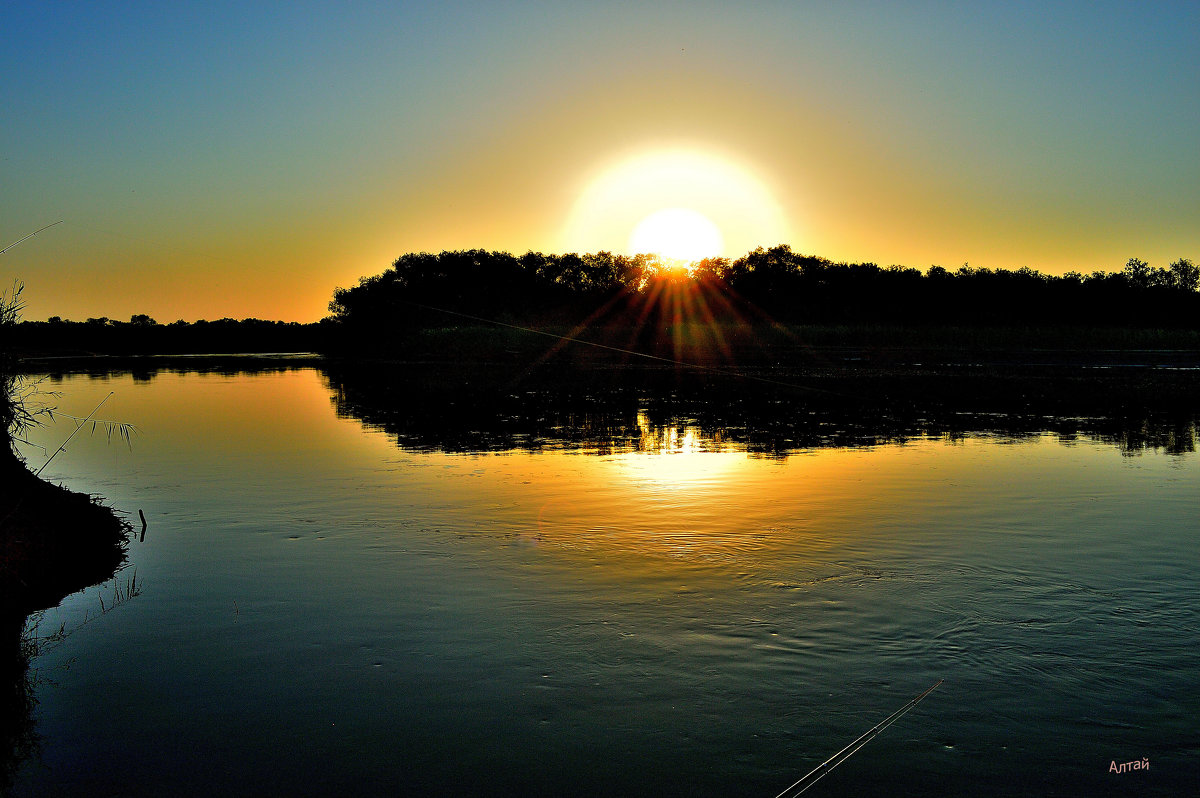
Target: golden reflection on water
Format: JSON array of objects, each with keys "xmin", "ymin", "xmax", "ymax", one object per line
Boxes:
[
  {"xmin": 28, "ymin": 366, "xmax": 1150, "ymax": 588},
  {"xmin": 495, "ymin": 441, "xmax": 926, "ymax": 589}
]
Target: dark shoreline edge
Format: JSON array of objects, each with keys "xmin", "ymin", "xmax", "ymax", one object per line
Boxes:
[
  {"xmin": 1, "ymin": 447, "xmax": 131, "ymax": 789},
  {"xmin": 1, "ymin": 449, "xmax": 130, "ymax": 619}
]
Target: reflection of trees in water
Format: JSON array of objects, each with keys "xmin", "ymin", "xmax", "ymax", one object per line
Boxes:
[
  {"xmin": 22, "ymin": 361, "xmax": 1200, "ymax": 459},
  {"xmin": 1095, "ymin": 418, "xmax": 1197, "ymax": 456},
  {"xmin": 1, "ymin": 614, "xmax": 38, "ymax": 795},
  {"xmin": 0, "ymin": 574, "xmax": 139, "ymax": 791},
  {"xmin": 323, "ymin": 364, "xmax": 1199, "ymax": 458},
  {"xmin": 36, "ymin": 359, "xmax": 316, "ymax": 385}
]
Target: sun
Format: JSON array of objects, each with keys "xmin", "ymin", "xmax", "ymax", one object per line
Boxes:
[
  {"xmin": 628, "ymin": 207, "xmax": 724, "ymax": 261},
  {"xmin": 561, "ymin": 147, "xmax": 790, "ymax": 258}
]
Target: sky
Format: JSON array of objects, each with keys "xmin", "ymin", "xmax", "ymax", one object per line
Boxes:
[{"xmin": 2, "ymin": 1, "xmax": 1198, "ymax": 322}]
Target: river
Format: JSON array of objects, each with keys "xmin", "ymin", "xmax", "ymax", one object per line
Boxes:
[{"xmin": 9, "ymin": 364, "xmax": 1197, "ymax": 796}]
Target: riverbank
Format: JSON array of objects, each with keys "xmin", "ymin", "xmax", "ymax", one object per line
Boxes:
[
  {"xmin": 0, "ymin": 449, "xmax": 129, "ymax": 618},
  {"xmin": 0, "ymin": 449, "xmax": 129, "ymax": 793}
]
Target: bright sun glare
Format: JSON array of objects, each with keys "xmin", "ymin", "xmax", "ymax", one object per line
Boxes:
[
  {"xmin": 628, "ymin": 207, "xmax": 724, "ymax": 261},
  {"xmin": 561, "ymin": 148, "xmax": 789, "ymax": 259}
]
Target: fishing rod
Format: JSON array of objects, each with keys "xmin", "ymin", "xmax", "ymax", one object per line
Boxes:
[
  {"xmin": 0, "ymin": 220, "xmax": 64, "ymax": 255},
  {"xmin": 35, "ymin": 391, "xmax": 116, "ymax": 477},
  {"xmin": 774, "ymin": 679, "xmax": 944, "ymax": 798},
  {"xmin": 400, "ymin": 299, "xmax": 844, "ymax": 397}
]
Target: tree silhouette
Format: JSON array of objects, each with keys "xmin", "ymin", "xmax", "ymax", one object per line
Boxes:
[
  {"xmin": 1168, "ymin": 258, "xmax": 1199, "ymax": 292},
  {"xmin": 325, "ymin": 247, "xmax": 1200, "ymax": 339}
]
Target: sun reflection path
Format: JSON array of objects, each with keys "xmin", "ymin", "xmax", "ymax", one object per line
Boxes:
[
  {"xmin": 524, "ymin": 414, "xmax": 830, "ymax": 577},
  {"xmin": 608, "ymin": 411, "xmax": 747, "ymax": 493}
]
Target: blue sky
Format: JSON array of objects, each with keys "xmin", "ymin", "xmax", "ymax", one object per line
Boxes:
[{"xmin": 3, "ymin": 1, "xmax": 1197, "ymax": 320}]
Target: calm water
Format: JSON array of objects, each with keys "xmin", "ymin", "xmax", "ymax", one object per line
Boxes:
[{"xmin": 10, "ymin": 366, "xmax": 1198, "ymax": 796}]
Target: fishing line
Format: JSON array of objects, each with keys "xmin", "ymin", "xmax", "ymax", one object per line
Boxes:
[
  {"xmin": 400, "ymin": 300, "xmax": 844, "ymax": 397},
  {"xmin": 0, "ymin": 220, "xmax": 64, "ymax": 255},
  {"xmin": 774, "ymin": 679, "xmax": 944, "ymax": 798}
]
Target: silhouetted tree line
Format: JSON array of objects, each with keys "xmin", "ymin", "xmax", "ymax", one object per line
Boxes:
[
  {"xmin": 10, "ymin": 316, "xmax": 330, "ymax": 355},
  {"xmin": 11, "ymin": 249, "xmax": 1198, "ymax": 357},
  {"xmin": 328, "ymin": 247, "xmax": 1200, "ymax": 334},
  {"xmin": 329, "ymin": 250, "xmax": 665, "ymax": 331}
]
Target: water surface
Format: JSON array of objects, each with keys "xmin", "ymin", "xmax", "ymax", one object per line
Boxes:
[{"xmin": 11, "ymin": 366, "xmax": 1198, "ymax": 796}]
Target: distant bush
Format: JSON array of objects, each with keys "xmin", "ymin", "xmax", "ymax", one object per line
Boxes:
[{"xmin": 10, "ymin": 316, "xmax": 331, "ymax": 356}]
